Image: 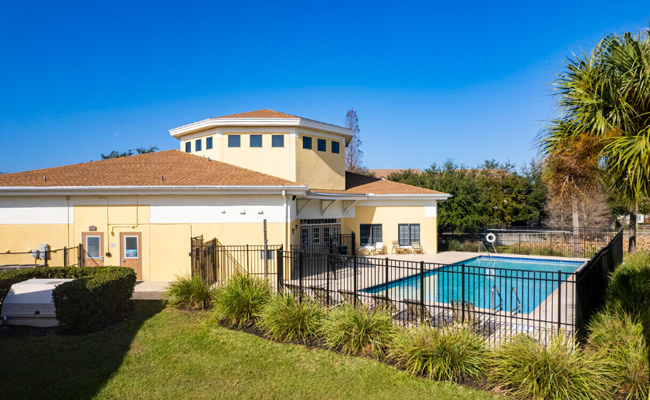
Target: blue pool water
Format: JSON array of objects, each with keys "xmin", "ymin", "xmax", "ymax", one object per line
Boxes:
[{"xmin": 362, "ymin": 256, "xmax": 584, "ymax": 314}]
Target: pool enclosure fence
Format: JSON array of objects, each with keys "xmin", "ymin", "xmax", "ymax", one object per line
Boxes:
[{"xmin": 191, "ymin": 230, "xmax": 624, "ymax": 345}]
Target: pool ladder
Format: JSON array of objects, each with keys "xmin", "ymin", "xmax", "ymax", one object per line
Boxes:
[
  {"xmin": 491, "ymin": 285, "xmax": 522, "ymax": 313},
  {"xmin": 479, "ymin": 241, "xmax": 498, "ymax": 256}
]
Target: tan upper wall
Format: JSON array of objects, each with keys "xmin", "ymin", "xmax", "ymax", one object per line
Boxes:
[
  {"xmin": 179, "ymin": 127, "xmax": 346, "ymax": 190},
  {"xmin": 295, "ymin": 131, "xmax": 345, "ymax": 190}
]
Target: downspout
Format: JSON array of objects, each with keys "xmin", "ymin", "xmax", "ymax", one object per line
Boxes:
[{"xmin": 282, "ymin": 190, "xmax": 289, "ymax": 251}]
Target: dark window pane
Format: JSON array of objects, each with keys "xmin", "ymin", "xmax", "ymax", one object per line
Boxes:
[
  {"xmin": 195, "ymin": 139, "xmax": 202, "ymax": 151},
  {"xmin": 303, "ymin": 136, "xmax": 312, "ymax": 149},
  {"xmin": 206, "ymin": 137, "xmax": 213, "ymax": 149},
  {"xmin": 410, "ymin": 224, "xmax": 420, "ymax": 244},
  {"xmin": 399, "ymin": 224, "xmax": 410, "ymax": 246},
  {"xmin": 185, "ymin": 142, "xmax": 191, "ymax": 153},
  {"xmin": 272, "ymin": 135, "xmax": 284, "ymax": 147},
  {"xmin": 250, "ymin": 135, "xmax": 262, "ymax": 147},
  {"xmin": 360, "ymin": 224, "xmax": 372, "ymax": 246},
  {"xmin": 372, "ymin": 225, "xmax": 383, "ymax": 245},
  {"xmin": 332, "ymin": 141, "xmax": 340, "ymax": 154},
  {"xmin": 228, "ymin": 135, "xmax": 241, "ymax": 147},
  {"xmin": 86, "ymin": 236, "xmax": 100, "ymax": 258},
  {"xmin": 317, "ymin": 139, "xmax": 326, "ymax": 152}
]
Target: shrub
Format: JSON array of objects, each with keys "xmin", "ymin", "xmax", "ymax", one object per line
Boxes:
[
  {"xmin": 256, "ymin": 294, "xmax": 324, "ymax": 343},
  {"xmin": 165, "ymin": 274, "xmax": 216, "ymax": 310},
  {"xmin": 389, "ymin": 324, "xmax": 487, "ymax": 382},
  {"xmin": 608, "ymin": 252, "xmax": 650, "ymax": 336},
  {"xmin": 0, "ymin": 266, "xmax": 136, "ymax": 333},
  {"xmin": 52, "ymin": 267, "xmax": 136, "ymax": 333},
  {"xmin": 588, "ymin": 309, "xmax": 650, "ymax": 399},
  {"xmin": 0, "ymin": 267, "xmax": 93, "ymax": 305},
  {"xmin": 320, "ymin": 305, "xmax": 394, "ymax": 359},
  {"xmin": 488, "ymin": 333, "xmax": 614, "ymax": 400},
  {"xmin": 213, "ymin": 274, "xmax": 272, "ymax": 327}
]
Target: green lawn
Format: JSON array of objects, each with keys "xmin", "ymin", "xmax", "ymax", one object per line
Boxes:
[{"xmin": 0, "ymin": 301, "xmax": 502, "ymax": 399}]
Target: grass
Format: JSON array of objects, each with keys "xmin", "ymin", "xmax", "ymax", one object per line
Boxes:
[
  {"xmin": 0, "ymin": 301, "xmax": 501, "ymax": 400},
  {"xmin": 390, "ymin": 324, "xmax": 487, "ymax": 382},
  {"xmin": 488, "ymin": 333, "xmax": 614, "ymax": 400},
  {"xmin": 320, "ymin": 304, "xmax": 395, "ymax": 359},
  {"xmin": 164, "ymin": 274, "xmax": 216, "ymax": 310},
  {"xmin": 256, "ymin": 293, "xmax": 324, "ymax": 343},
  {"xmin": 213, "ymin": 274, "xmax": 272, "ymax": 327}
]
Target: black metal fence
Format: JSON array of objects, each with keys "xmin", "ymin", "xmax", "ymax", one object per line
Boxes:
[
  {"xmin": 439, "ymin": 226, "xmax": 617, "ymax": 259},
  {"xmin": 0, "ymin": 245, "xmax": 82, "ymax": 271},
  {"xmin": 191, "ymin": 230, "xmax": 624, "ymax": 345},
  {"xmin": 191, "ymin": 236, "xmax": 282, "ymax": 284},
  {"xmin": 574, "ymin": 229, "xmax": 624, "ymax": 335}
]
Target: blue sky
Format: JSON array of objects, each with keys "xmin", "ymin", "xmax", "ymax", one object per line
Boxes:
[{"xmin": 0, "ymin": 1, "xmax": 648, "ymax": 173}]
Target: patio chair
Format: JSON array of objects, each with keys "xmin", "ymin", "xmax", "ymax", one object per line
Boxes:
[
  {"xmin": 309, "ymin": 286, "xmax": 336, "ymax": 306},
  {"xmin": 403, "ymin": 299, "xmax": 433, "ymax": 323},
  {"xmin": 391, "ymin": 241, "xmax": 406, "ymax": 254},
  {"xmin": 374, "ymin": 242, "xmax": 386, "ymax": 255},
  {"xmin": 371, "ymin": 294, "xmax": 400, "ymax": 317},
  {"xmin": 451, "ymin": 300, "xmax": 478, "ymax": 325},
  {"xmin": 411, "ymin": 242, "xmax": 425, "ymax": 254}
]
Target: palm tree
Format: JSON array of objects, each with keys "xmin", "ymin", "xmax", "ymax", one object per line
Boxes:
[
  {"xmin": 542, "ymin": 27, "xmax": 650, "ymax": 252},
  {"xmin": 541, "ymin": 120, "xmax": 602, "ymax": 256}
]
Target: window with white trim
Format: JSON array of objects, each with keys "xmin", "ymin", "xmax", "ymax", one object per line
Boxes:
[{"xmin": 398, "ymin": 224, "xmax": 420, "ymax": 246}]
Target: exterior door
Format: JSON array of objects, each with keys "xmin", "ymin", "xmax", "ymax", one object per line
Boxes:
[
  {"xmin": 82, "ymin": 232, "xmax": 104, "ymax": 266},
  {"xmin": 120, "ymin": 232, "xmax": 142, "ymax": 279}
]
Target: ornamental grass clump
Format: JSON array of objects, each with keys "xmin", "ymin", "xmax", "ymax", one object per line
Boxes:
[
  {"xmin": 257, "ymin": 294, "xmax": 324, "ymax": 344},
  {"xmin": 389, "ymin": 324, "xmax": 487, "ymax": 382},
  {"xmin": 488, "ymin": 333, "xmax": 614, "ymax": 400},
  {"xmin": 164, "ymin": 274, "xmax": 216, "ymax": 310},
  {"xmin": 607, "ymin": 252, "xmax": 650, "ymax": 337},
  {"xmin": 588, "ymin": 309, "xmax": 650, "ymax": 399},
  {"xmin": 320, "ymin": 304, "xmax": 394, "ymax": 359},
  {"xmin": 213, "ymin": 274, "xmax": 272, "ymax": 327}
]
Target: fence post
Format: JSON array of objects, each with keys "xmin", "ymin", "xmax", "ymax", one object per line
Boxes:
[
  {"xmin": 550, "ymin": 233, "xmax": 553, "ymax": 256},
  {"xmin": 78, "ymin": 243, "xmax": 84, "ymax": 267},
  {"xmin": 246, "ymin": 244, "xmax": 250, "ymax": 275},
  {"xmin": 276, "ymin": 247, "xmax": 283, "ymax": 293},
  {"xmin": 353, "ymin": 255, "xmax": 358, "ymax": 307},
  {"xmin": 557, "ymin": 269, "xmax": 562, "ymax": 333},
  {"xmin": 420, "ymin": 261, "xmax": 425, "ymax": 323},
  {"xmin": 351, "ymin": 232, "xmax": 356, "ymax": 256},
  {"xmin": 63, "ymin": 247, "xmax": 68, "ymax": 267},
  {"xmin": 461, "ymin": 264, "xmax": 466, "ymax": 324},
  {"xmin": 385, "ymin": 257, "xmax": 389, "ymax": 303},
  {"xmin": 326, "ymin": 253, "xmax": 331, "ymax": 306},
  {"xmin": 298, "ymin": 251, "xmax": 303, "ymax": 303}
]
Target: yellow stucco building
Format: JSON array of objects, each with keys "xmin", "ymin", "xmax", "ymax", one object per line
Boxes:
[{"xmin": 0, "ymin": 110, "xmax": 449, "ymax": 280}]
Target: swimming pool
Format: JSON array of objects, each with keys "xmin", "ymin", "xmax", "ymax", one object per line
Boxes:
[{"xmin": 362, "ymin": 256, "xmax": 585, "ymax": 314}]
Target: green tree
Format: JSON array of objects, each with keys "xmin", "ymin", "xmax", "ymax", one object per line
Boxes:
[
  {"xmin": 101, "ymin": 146, "xmax": 158, "ymax": 159},
  {"xmin": 388, "ymin": 160, "xmax": 547, "ymax": 229},
  {"xmin": 543, "ymin": 27, "xmax": 650, "ymax": 252}
]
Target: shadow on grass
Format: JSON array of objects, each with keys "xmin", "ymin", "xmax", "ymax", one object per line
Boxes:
[{"xmin": 0, "ymin": 300, "xmax": 164, "ymax": 400}]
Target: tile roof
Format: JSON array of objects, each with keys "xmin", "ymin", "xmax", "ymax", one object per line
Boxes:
[
  {"xmin": 312, "ymin": 172, "xmax": 446, "ymax": 195},
  {"xmin": 0, "ymin": 150, "xmax": 299, "ymax": 187},
  {"xmin": 368, "ymin": 169, "xmax": 423, "ymax": 179},
  {"xmin": 216, "ymin": 109, "xmax": 298, "ymax": 119}
]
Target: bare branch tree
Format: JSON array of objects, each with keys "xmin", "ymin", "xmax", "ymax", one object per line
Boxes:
[{"xmin": 345, "ymin": 108, "xmax": 365, "ymax": 173}]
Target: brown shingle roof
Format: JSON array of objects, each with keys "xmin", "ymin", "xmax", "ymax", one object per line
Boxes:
[
  {"xmin": 216, "ymin": 109, "xmax": 298, "ymax": 119},
  {"xmin": 368, "ymin": 169, "xmax": 423, "ymax": 179},
  {"xmin": 0, "ymin": 150, "xmax": 299, "ymax": 187},
  {"xmin": 312, "ymin": 172, "xmax": 446, "ymax": 195}
]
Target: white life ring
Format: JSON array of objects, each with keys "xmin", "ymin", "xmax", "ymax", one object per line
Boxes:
[{"xmin": 485, "ymin": 233, "xmax": 496, "ymax": 243}]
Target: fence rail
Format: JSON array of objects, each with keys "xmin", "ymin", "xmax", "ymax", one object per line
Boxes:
[
  {"xmin": 0, "ymin": 245, "xmax": 82, "ymax": 270},
  {"xmin": 438, "ymin": 226, "xmax": 617, "ymax": 259}
]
